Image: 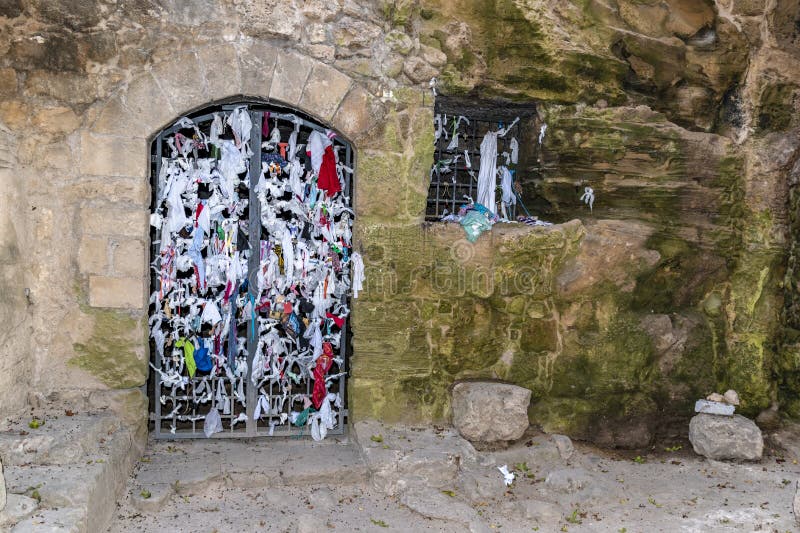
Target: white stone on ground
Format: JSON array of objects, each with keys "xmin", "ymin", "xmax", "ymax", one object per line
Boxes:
[
  {"xmin": 689, "ymin": 413, "xmax": 763, "ymax": 461},
  {"xmin": 451, "ymin": 382, "xmax": 531, "ymax": 444}
]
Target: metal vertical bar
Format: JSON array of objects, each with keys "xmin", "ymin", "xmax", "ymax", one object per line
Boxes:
[
  {"xmin": 467, "ymin": 119, "xmax": 474, "ymax": 204},
  {"xmin": 153, "ymin": 132, "xmax": 163, "ymax": 439},
  {"xmin": 245, "ymin": 109, "xmax": 262, "ymax": 437}
]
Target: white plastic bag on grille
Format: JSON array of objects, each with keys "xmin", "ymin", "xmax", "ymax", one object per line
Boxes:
[{"xmin": 204, "ymin": 408, "xmax": 223, "ymax": 438}]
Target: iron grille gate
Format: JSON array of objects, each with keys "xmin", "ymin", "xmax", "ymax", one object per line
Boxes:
[
  {"xmin": 425, "ymin": 96, "xmax": 537, "ymax": 221},
  {"xmin": 148, "ymin": 102, "xmax": 353, "ymax": 439}
]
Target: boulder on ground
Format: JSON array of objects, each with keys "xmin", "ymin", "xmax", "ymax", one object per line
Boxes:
[
  {"xmin": 451, "ymin": 382, "xmax": 531, "ymax": 444},
  {"xmin": 688, "ymin": 413, "xmax": 763, "ymax": 461}
]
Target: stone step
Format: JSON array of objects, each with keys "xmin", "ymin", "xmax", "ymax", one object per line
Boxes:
[
  {"xmin": 126, "ymin": 435, "xmax": 368, "ymax": 514},
  {"xmin": 0, "ymin": 410, "xmax": 145, "ymax": 533},
  {"xmin": 0, "ymin": 414, "xmax": 121, "ymax": 467}
]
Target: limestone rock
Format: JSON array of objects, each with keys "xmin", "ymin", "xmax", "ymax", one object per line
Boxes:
[
  {"xmin": 521, "ymin": 499, "xmax": 563, "ymax": 523},
  {"xmin": 552, "ymin": 434, "xmax": 574, "ymax": 460},
  {"xmin": 689, "ymin": 414, "xmax": 763, "ymax": 461},
  {"xmin": 402, "ymin": 56, "xmax": 439, "ymax": 84},
  {"xmin": 755, "ymin": 404, "xmax": 781, "ymax": 430},
  {"xmin": 451, "ymin": 382, "xmax": 531, "ymax": 444},
  {"xmin": 400, "ymin": 487, "xmax": 480, "ymax": 526},
  {"xmin": 724, "ymin": 390, "xmax": 740, "ymax": 406},
  {"xmin": 544, "ymin": 468, "xmax": 593, "ymax": 493},
  {"xmin": 10, "ymin": 507, "xmax": 85, "ymax": 533},
  {"xmin": 0, "ymin": 494, "xmax": 38, "ymax": 528},
  {"xmin": 296, "ymin": 514, "xmax": 326, "ymax": 533}
]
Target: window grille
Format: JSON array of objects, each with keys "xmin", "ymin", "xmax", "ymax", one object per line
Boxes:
[{"xmin": 425, "ymin": 96, "xmax": 537, "ymax": 221}]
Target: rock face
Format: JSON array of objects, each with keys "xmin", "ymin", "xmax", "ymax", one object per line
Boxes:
[
  {"xmin": 689, "ymin": 414, "xmax": 764, "ymax": 461},
  {"xmin": 451, "ymin": 382, "xmax": 531, "ymax": 444}
]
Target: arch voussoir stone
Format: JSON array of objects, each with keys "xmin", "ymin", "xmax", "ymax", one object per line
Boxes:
[
  {"xmin": 332, "ymin": 85, "xmax": 384, "ymax": 143},
  {"xmin": 198, "ymin": 43, "xmax": 243, "ymax": 100},
  {"xmin": 150, "ymin": 52, "xmax": 209, "ymax": 119},
  {"xmin": 270, "ymin": 50, "xmax": 315, "ymax": 107},
  {"xmin": 299, "ymin": 62, "xmax": 353, "ymax": 122},
  {"xmin": 90, "ymin": 95, "xmax": 145, "ymax": 137},
  {"xmin": 120, "ymin": 71, "xmax": 176, "ymax": 138},
  {"xmin": 235, "ymin": 40, "xmax": 277, "ymax": 99}
]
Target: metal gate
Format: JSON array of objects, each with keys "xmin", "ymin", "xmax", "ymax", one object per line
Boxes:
[{"xmin": 148, "ymin": 102, "xmax": 355, "ymax": 439}]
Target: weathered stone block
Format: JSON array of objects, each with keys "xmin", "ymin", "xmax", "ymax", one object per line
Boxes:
[
  {"xmin": 80, "ymin": 207, "xmax": 147, "ymax": 238},
  {"xmin": 78, "ymin": 236, "xmax": 109, "ymax": 275},
  {"xmin": 0, "ymin": 67, "xmax": 17, "ymax": 97},
  {"xmin": 235, "ymin": 40, "xmax": 277, "ymax": 98},
  {"xmin": 67, "ymin": 177, "xmax": 149, "ymax": 205},
  {"xmin": 121, "ymin": 72, "xmax": 174, "ymax": 134},
  {"xmin": 151, "ymin": 52, "xmax": 207, "ymax": 115},
  {"xmin": 269, "ymin": 51, "xmax": 314, "ymax": 107},
  {"xmin": 88, "ymin": 276, "xmax": 145, "ymax": 309},
  {"xmin": 299, "ymin": 63, "xmax": 352, "ymax": 121},
  {"xmin": 79, "ymin": 132, "xmax": 147, "ymax": 178},
  {"xmin": 31, "ymin": 141, "xmax": 73, "ymax": 170},
  {"xmin": 32, "ymin": 106, "xmax": 80, "ymax": 135},
  {"xmin": 198, "ymin": 43, "xmax": 242, "ymax": 100},
  {"xmin": 91, "ymin": 96, "xmax": 140, "ymax": 136},
  {"xmin": 403, "ymin": 56, "xmax": 439, "ymax": 84},
  {"xmin": 451, "ymin": 382, "xmax": 531, "ymax": 444},
  {"xmin": 112, "ymin": 239, "xmax": 147, "ymax": 277},
  {"xmin": 689, "ymin": 413, "xmax": 763, "ymax": 461},
  {"xmin": 332, "ymin": 85, "xmax": 381, "ymax": 141}
]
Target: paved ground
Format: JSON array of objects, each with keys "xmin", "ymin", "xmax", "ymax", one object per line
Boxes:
[{"xmin": 105, "ymin": 421, "xmax": 800, "ymax": 533}]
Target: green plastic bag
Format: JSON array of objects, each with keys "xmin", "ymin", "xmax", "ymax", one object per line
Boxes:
[{"xmin": 460, "ymin": 210, "xmax": 493, "ymax": 243}]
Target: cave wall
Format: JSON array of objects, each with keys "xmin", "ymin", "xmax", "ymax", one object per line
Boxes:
[{"xmin": 0, "ymin": 0, "xmax": 798, "ymax": 447}]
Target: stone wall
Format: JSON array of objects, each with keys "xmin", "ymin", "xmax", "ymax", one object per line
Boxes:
[
  {"xmin": 0, "ymin": 120, "xmax": 31, "ymax": 413},
  {"xmin": 0, "ymin": 0, "xmax": 798, "ymax": 447}
]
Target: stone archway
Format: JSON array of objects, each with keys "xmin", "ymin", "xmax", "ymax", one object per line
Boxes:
[{"xmin": 71, "ymin": 42, "xmax": 383, "ymax": 429}]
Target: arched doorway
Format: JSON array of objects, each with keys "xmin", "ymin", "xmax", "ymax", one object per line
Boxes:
[{"xmin": 147, "ymin": 100, "xmax": 357, "ymax": 439}]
